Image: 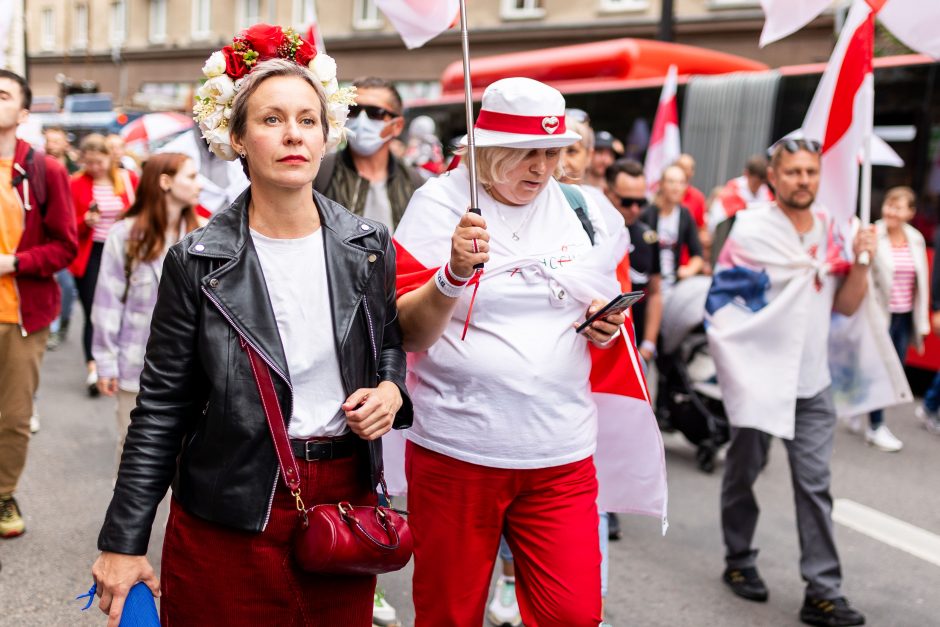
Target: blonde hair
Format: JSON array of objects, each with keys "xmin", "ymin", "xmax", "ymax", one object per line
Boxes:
[
  {"xmin": 78, "ymin": 133, "xmax": 124, "ymax": 195},
  {"xmin": 884, "ymin": 186, "xmax": 916, "ymax": 210},
  {"xmin": 567, "ymin": 117, "xmax": 594, "ymax": 152},
  {"xmin": 458, "ymin": 145, "xmax": 566, "ymax": 188}
]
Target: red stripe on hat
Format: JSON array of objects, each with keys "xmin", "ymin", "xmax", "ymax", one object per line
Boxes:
[{"xmin": 475, "ymin": 110, "xmax": 566, "ymax": 136}]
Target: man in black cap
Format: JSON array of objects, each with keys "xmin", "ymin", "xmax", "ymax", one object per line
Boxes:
[{"xmin": 586, "ymin": 130, "xmax": 622, "ymax": 190}]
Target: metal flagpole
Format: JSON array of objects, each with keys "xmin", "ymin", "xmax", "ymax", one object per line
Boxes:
[{"xmin": 458, "ymin": 0, "xmax": 479, "ymax": 214}]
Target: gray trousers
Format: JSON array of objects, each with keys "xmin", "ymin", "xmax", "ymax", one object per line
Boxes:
[{"xmin": 720, "ymin": 387, "xmax": 842, "ymax": 599}]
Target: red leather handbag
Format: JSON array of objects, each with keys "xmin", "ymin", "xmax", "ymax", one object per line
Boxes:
[{"xmin": 241, "ymin": 336, "xmax": 413, "ymax": 575}]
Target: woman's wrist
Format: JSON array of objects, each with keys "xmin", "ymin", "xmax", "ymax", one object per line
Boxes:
[
  {"xmin": 434, "ymin": 263, "xmax": 471, "ymax": 298},
  {"xmin": 640, "ymin": 339, "xmax": 657, "ymax": 357}
]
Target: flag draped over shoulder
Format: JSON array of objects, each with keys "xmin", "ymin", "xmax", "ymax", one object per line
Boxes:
[
  {"xmin": 384, "ymin": 168, "xmax": 668, "ymax": 526},
  {"xmin": 375, "ymin": 0, "xmax": 460, "ymax": 49},
  {"xmin": 706, "ymin": 205, "xmax": 911, "ymax": 439}
]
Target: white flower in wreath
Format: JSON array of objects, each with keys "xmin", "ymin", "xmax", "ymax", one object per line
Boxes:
[
  {"xmin": 200, "ymin": 104, "xmax": 226, "ymax": 131},
  {"xmin": 202, "ymin": 126, "xmax": 237, "ymax": 160},
  {"xmin": 202, "ymin": 51, "xmax": 227, "ymax": 78},
  {"xmin": 310, "ymin": 54, "xmax": 337, "ymax": 84},
  {"xmin": 196, "ymin": 75, "xmax": 237, "ymax": 106}
]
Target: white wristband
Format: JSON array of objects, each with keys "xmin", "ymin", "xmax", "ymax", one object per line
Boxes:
[
  {"xmin": 434, "ymin": 265, "xmax": 467, "ymax": 298},
  {"xmin": 640, "ymin": 340, "xmax": 657, "ymax": 356}
]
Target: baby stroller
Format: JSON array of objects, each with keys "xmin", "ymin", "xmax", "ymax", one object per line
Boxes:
[{"xmin": 655, "ymin": 276, "xmax": 729, "ymax": 473}]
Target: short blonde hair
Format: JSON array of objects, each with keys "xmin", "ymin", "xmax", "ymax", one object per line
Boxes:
[
  {"xmin": 458, "ymin": 145, "xmax": 566, "ymax": 187},
  {"xmin": 567, "ymin": 117, "xmax": 594, "ymax": 152}
]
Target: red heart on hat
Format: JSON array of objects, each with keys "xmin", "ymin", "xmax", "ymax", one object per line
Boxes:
[{"xmin": 541, "ymin": 116, "xmax": 560, "ymax": 134}]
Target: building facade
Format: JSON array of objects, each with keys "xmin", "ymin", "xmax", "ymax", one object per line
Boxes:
[{"xmin": 26, "ymin": 0, "xmax": 841, "ymax": 110}]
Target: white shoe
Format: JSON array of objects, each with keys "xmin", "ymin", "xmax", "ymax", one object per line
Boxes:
[
  {"xmin": 865, "ymin": 425, "xmax": 903, "ymax": 452},
  {"xmin": 845, "ymin": 415, "xmax": 863, "ymax": 434},
  {"xmin": 372, "ymin": 589, "xmax": 397, "ymax": 626},
  {"xmin": 915, "ymin": 406, "xmax": 940, "ymax": 435},
  {"xmin": 487, "ymin": 576, "xmax": 522, "ymax": 627},
  {"xmin": 29, "ymin": 414, "xmax": 40, "ymax": 434}
]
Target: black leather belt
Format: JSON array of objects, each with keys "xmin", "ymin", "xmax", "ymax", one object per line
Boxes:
[{"xmin": 290, "ymin": 435, "xmax": 357, "ymax": 461}]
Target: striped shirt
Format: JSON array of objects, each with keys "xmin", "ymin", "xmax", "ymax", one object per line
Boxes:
[
  {"xmin": 91, "ymin": 184, "xmax": 126, "ymax": 242},
  {"xmin": 889, "ymin": 243, "xmax": 916, "ymax": 313}
]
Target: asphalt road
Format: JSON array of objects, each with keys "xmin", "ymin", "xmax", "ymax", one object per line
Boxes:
[{"xmin": 1, "ymin": 327, "xmax": 939, "ymax": 626}]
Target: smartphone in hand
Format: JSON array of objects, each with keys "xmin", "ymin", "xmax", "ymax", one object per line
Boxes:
[
  {"xmin": 87, "ymin": 201, "xmax": 99, "ymax": 213},
  {"xmin": 576, "ymin": 291, "xmax": 645, "ymax": 334}
]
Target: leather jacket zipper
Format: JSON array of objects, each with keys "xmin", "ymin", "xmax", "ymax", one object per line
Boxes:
[
  {"xmin": 201, "ymin": 284, "xmax": 291, "ymax": 530},
  {"xmin": 361, "ymin": 294, "xmax": 378, "ymax": 362}
]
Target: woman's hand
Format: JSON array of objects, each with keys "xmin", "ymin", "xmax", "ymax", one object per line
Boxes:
[
  {"xmin": 91, "ymin": 552, "xmax": 160, "ymax": 627},
  {"xmin": 575, "ymin": 299, "xmax": 626, "ymax": 348},
  {"xmin": 450, "ymin": 211, "xmax": 490, "ymax": 278},
  {"xmin": 84, "ymin": 211, "xmax": 101, "ymax": 228},
  {"xmin": 97, "ymin": 377, "xmax": 119, "ymax": 397},
  {"xmin": 342, "ymin": 381, "xmax": 403, "ymax": 441}
]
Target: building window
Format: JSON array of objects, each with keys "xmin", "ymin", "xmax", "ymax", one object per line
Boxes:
[
  {"xmin": 501, "ymin": 0, "xmax": 545, "ymax": 20},
  {"xmin": 110, "ymin": 0, "xmax": 126, "ymax": 46},
  {"xmin": 192, "ymin": 0, "xmax": 211, "ymax": 39},
  {"xmin": 293, "ymin": 0, "xmax": 316, "ymax": 28},
  {"xmin": 150, "ymin": 0, "xmax": 167, "ymax": 43},
  {"xmin": 238, "ymin": 0, "xmax": 261, "ymax": 29},
  {"xmin": 40, "ymin": 8, "xmax": 55, "ymax": 51},
  {"xmin": 73, "ymin": 4, "xmax": 88, "ymax": 49},
  {"xmin": 598, "ymin": 0, "xmax": 648, "ymax": 13},
  {"xmin": 707, "ymin": 0, "xmax": 760, "ymax": 8},
  {"xmin": 353, "ymin": 0, "xmax": 382, "ymax": 30}
]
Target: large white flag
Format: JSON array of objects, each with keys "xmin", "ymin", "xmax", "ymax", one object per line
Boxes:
[
  {"xmin": 801, "ymin": 0, "xmax": 875, "ymax": 226},
  {"xmin": 376, "ymin": 0, "xmax": 460, "ymax": 49},
  {"xmin": 643, "ymin": 65, "xmax": 680, "ymax": 195},
  {"xmin": 878, "ymin": 0, "xmax": 940, "ymax": 58},
  {"xmin": 759, "ymin": 0, "xmax": 833, "ymax": 48}
]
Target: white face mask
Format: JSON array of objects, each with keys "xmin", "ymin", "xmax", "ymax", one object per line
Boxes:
[{"xmin": 345, "ymin": 111, "xmax": 390, "ymax": 156}]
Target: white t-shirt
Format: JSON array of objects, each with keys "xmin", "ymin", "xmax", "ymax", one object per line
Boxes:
[
  {"xmin": 657, "ymin": 208, "xmax": 681, "ymax": 286},
  {"xmin": 362, "ymin": 180, "xmax": 394, "ymax": 233},
  {"xmin": 250, "ymin": 228, "xmax": 348, "ymax": 438},
  {"xmin": 765, "ymin": 209, "xmax": 835, "ymax": 399},
  {"xmin": 404, "ymin": 178, "xmax": 613, "ymax": 469}
]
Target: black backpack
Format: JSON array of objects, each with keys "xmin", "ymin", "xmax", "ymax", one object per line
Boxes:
[{"xmin": 10, "ymin": 147, "xmax": 49, "ymax": 217}]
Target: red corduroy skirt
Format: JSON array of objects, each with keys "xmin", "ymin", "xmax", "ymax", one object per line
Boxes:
[{"xmin": 160, "ymin": 451, "xmax": 377, "ymax": 626}]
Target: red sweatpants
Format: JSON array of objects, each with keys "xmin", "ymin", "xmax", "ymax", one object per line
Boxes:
[
  {"xmin": 406, "ymin": 441, "xmax": 602, "ymax": 627},
  {"xmin": 160, "ymin": 451, "xmax": 377, "ymax": 626}
]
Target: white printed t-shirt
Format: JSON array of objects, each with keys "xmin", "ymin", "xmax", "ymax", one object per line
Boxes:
[
  {"xmin": 250, "ymin": 228, "xmax": 348, "ymax": 437},
  {"xmin": 400, "ymin": 173, "xmax": 624, "ymax": 469}
]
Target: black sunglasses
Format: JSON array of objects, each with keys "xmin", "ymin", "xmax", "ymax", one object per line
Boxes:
[
  {"xmin": 349, "ymin": 104, "xmax": 400, "ymax": 121},
  {"xmin": 617, "ymin": 196, "xmax": 647, "ymax": 209},
  {"xmin": 767, "ymin": 138, "xmax": 822, "ymax": 158}
]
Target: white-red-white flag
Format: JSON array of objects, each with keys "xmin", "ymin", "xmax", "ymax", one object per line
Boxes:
[
  {"xmin": 759, "ymin": 0, "xmax": 833, "ymax": 48},
  {"xmin": 877, "ymin": 0, "xmax": 940, "ymax": 58},
  {"xmin": 300, "ymin": 0, "xmax": 326, "ymax": 54},
  {"xmin": 376, "ymin": 0, "xmax": 460, "ymax": 49},
  {"xmin": 643, "ymin": 64, "xmax": 680, "ymax": 195},
  {"xmin": 801, "ymin": 0, "xmax": 876, "ymax": 226}
]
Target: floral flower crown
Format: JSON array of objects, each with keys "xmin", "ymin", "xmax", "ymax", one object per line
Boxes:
[{"xmin": 193, "ymin": 23, "xmax": 356, "ymax": 160}]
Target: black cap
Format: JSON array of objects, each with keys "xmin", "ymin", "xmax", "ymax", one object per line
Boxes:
[{"xmin": 595, "ymin": 130, "xmax": 616, "ymax": 150}]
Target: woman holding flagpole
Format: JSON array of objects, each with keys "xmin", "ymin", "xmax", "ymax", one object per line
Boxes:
[{"xmin": 393, "ymin": 77, "xmax": 666, "ymax": 626}]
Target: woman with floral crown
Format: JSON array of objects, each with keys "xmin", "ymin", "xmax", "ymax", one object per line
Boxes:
[{"xmin": 90, "ymin": 24, "xmax": 412, "ymax": 626}]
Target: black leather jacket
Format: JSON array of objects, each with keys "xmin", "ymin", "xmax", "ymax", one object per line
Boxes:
[{"xmin": 98, "ymin": 190, "xmax": 412, "ymax": 556}]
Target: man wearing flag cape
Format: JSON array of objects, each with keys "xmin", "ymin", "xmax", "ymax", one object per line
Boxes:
[
  {"xmin": 390, "ymin": 77, "xmax": 667, "ymax": 626},
  {"xmin": 706, "ymin": 139, "xmax": 874, "ymax": 627}
]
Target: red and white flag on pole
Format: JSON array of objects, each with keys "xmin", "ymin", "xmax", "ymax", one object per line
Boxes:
[
  {"xmin": 801, "ymin": 0, "xmax": 878, "ymax": 226},
  {"xmin": 301, "ymin": 0, "xmax": 326, "ymax": 54},
  {"xmin": 376, "ymin": 0, "xmax": 460, "ymax": 49},
  {"xmin": 643, "ymin": 64, "xmax": 680, "ymax": 195},
  {"xmin": 758, "ymin": 0, "xmax": 832, "ymax": 48}
]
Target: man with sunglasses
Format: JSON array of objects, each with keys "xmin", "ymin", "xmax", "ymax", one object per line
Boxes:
[
  {"xmin": 711, "ymin": 139, "xmax": 873, "ymax": 627},
  {"xmin": 604, "ymin": 159, "xmax": 661, "ymax": 366},
  {"xmin": 315, "ymin": 76, "xmax": 423, "ymax": 232}
]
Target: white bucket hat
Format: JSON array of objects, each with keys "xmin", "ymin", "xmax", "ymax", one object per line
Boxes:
[{"xmin": 460, "ymin": 77, "xmax": 582, "ymax": 149}]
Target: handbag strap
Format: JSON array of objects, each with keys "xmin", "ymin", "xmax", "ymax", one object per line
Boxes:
[{"xmin": 239, "ymin": 336, "xmax": 305, "ymax": 505}]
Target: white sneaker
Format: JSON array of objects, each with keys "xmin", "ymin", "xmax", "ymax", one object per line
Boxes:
[
  {"xmin": 915, "ymin": 405, "xmax": 940, "ymax": 435},
  {"xmin": 865, "ymin": 425, "xmax": 903, "ymax": 452},
  {"xmin": 487, "ymin": 576, "xmax": 522, "ymax": 627},
  {"xmin": 29, "ymin": 414, "xmax": 40, "ymax": 434},
  {"xmin": 845, "ymin": 415, "xmax": 863, "ymax": 434},
  {"xmin": 372, "ymin": 589, "xmax": 397, "ymax": 626},
  {"xmin": 85, "ymin": 370, "xmax": 99, "ymax": 397}
]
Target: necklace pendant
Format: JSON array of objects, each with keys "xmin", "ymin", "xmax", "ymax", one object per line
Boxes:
[{"xmin": 512, "ymin": 233, "xmax": 520, "ymax": 241}]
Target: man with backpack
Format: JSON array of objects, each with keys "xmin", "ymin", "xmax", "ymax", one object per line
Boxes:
[{"xmin": 0, "ymin": 69, "xmax": 77, "ymax": 538}]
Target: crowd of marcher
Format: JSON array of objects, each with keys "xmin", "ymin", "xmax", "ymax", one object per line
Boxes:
[{"xmin": 0, "ymin": 21, "xmax": 936, "ymax": 627}]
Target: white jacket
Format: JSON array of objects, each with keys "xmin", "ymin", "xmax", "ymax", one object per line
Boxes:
[{"xmin": 872, "ymin": 220, "xmax": 930, "ymax": 351}]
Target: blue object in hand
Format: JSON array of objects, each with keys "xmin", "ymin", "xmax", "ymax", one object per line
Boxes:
[{"xmin": 119, "ymin": 582, "xmax": 160, "ymax": 627}]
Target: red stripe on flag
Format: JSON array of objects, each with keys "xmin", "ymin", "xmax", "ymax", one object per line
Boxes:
[
  {"xmin": 393, "ymin": 239, "xmax": 480, "ymax": 298},
  {"xmin": 648, "ymin": 95, "xmax": 678, "ymax": 147},
  {"xmin": 823, "ymin": 12, "xmax": 874, "ymax": 152},
  {"xmin": 865, "ymin": 0, "xmax": 888, "ymax": 13}
]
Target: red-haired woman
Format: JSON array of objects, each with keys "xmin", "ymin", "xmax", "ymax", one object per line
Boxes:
[
  {"xmin": 91, "ymin": 153, "xmax": 203, "ymax": 471},
  {"xmin": 70, "ymin": 134, "xmax": 138, "ymax": 395}
]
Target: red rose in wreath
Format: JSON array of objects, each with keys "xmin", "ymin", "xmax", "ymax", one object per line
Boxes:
[
  {"xmin": 222, "ymin": 46, "xmax": 248, "ymax": 79},
  {"xmin": 295, "ymin": 38, "xmax": 316, "ymax": 67},
  {"xmin": 241, "ymin": 23, "xmax": 286, "ymax": 60}
]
